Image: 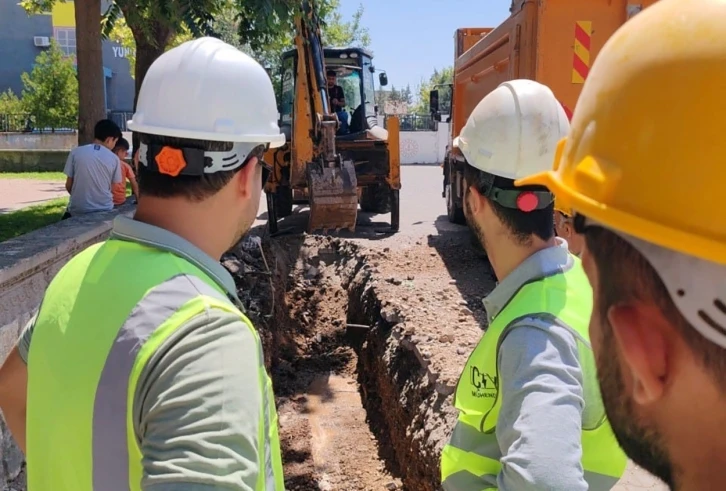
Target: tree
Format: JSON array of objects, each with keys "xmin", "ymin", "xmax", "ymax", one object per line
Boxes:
[
  {"xmin": 0, "ymin": 90, "xmax": 26, "ymax": 132},
  {"xmin": 322, "ymin": 1, "xmax": 370, "ymax": 48},
  {"xmin": 413, "ymin": 66, "xmax": 453, "ymax": 114},
  {"xmin": 401, "ymin": 84, "xmax": 413, "ymax": 105},
  {"xmin": 21, "ymin": 40, "xmax": 79, "ymax": 130},
  {"xmin": 20, "ymin": 0, "xmax": 107, "ymax": 144},
  {"xmin": 0, "ymin": 90, "xmax": 24, "ymax": 115},
  {"xmin": 388, "ymin": 86, "xmax": 401, "ymax": 103}
]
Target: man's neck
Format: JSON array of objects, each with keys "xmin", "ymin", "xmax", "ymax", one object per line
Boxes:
[
  {"xmin": 134, "ymin": 198, "xmax": 230, "ymax": 260},
  {"xmin": 488, "ymin": 236, "xmax": 556, "ymax": 282},
  {"xmin": 676, "ymin": 458, "xmax": 726, "ymax": 491}
]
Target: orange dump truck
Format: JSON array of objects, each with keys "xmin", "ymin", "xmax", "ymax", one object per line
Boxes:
[{"xmin": 433, "ymin": 0, "xmax": 658, "ymax": 224}]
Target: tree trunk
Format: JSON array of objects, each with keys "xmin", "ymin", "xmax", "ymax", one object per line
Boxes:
[
  {"xmin": 74, "ymin": 0, "xmax": 107, "ymax": 145},
  {"xmin": 126, "ymin": 22, "xmax": 173, "ymax": 151}
]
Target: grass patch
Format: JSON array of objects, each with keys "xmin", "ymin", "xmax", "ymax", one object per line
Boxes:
[
  {"xmin": 0, "ymin": 197, "xmax": 68, "ymax": 242},
  {"xmin": 0, "ymin": 171, "xmax": 65, "ymax": 181}
]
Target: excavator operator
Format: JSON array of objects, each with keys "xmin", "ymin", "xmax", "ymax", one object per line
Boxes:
[{"xmin": 327, "ymin": 68, "xmax": 350, "ymax": 134}]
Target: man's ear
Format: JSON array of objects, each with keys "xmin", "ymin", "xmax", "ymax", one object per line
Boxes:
[
  {"xmin": 467, "ymin": 185, "xmax": 486, "ymax": 216},
  {"xmin": 235, "ymin": 156, "xmax": 258, "ymax": 199},
  {"xmin": 608, "ymin": 303, "xmax": 670, "ymax": 406}
]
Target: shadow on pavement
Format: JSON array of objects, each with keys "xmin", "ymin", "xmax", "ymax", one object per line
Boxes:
[
  {"xmin": 258, "ymin": 204, "xmax": 397, "ymax": 241},
  {"xmin": 427, "ymin": 214, "xmax": 497, "ymax": 329}
]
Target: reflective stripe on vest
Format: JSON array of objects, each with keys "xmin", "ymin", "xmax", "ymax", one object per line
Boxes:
[
  {"xmin": 441, "ymin": 260, "xmax": 627, "ymax": 490},
  {"xmin": 27, "ymin": 240, "xmax": 284, "ymax": 490}
]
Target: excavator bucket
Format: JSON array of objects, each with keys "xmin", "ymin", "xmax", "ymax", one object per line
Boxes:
[{"xmin": 306, "ymin": 159, "xmax": 358, "ymax": 233}]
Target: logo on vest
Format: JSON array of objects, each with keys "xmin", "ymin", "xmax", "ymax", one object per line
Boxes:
[{"xmin": 469, "ymin": 366, "xmax": 498, "ymax": 398}]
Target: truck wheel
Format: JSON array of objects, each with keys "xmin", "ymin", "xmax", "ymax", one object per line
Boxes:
[
  {"xmin": 360, "ymin": 184, "xmax": 391, "ymax": 213},
  {"xmin": 390, "ymin": 189, "xmax": 400, "ymax": 232},
  {"xmin": 274, "ymin": 185, "xmax": 294, "ymax": 218},
  {"xmin": 446, "ymin": 182, "xmax": 466, "ymax": 224}
]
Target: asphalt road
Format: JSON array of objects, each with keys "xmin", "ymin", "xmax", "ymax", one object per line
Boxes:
[{"xmin": 253, "ymin": 164, "xmax": 463, "ymax": 243}]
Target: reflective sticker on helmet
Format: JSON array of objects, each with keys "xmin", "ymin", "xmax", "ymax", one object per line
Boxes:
[
  {"xmin": 516, "ymin": 191, "xmax": 539, "ymax": 212},
  {"xmin": 155, "ymin": 146, "xmax": 187, "ymax": 177}
]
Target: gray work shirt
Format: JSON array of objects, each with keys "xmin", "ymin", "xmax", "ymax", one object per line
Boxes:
[
  {"xmin": 64, "ymin": 143, "xmax": 123, "ymax": 215},
  {"xmin": 483, "ymin": 239, "xmax": 603, "ymax": 491},
  {"xmin": 18, "ymin": 216, "xmax": 266, "ymax": 490}
]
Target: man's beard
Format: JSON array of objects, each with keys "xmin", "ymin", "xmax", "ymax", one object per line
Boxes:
[
  {"xmin": 464, "ymin": 192, "xmax": 487, "ymax": 250},
  {"xmin": 597, "ymin": 320, "xmax": 676, "ymax": 488}
]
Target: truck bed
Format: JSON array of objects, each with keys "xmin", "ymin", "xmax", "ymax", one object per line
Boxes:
[{"xmin": 450, "ymin": 0, "xmax": 659, "ymax": 144}]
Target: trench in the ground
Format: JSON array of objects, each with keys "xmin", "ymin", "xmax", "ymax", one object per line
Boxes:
[
  {"xmin": 225, "ymin": 234, "xmax": 440, "ymax": 491},
  {"xmin": 226, "ymin": 235, "xmax": 401, "ymax": 490}
]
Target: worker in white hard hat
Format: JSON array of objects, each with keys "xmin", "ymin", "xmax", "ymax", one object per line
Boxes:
[
  {"xmin": 554, "ymin": 199, "xmax": 584, "ymax": 256},
  {"xmin": 0, "ymin": 38, "xmax": 285, "ymax": 490},
  {"xmin": 440, "ymin": 79, "xmax": 626, "ymax": 490},
  {"xmin": 517, "ymin": 0, "xmax": 726, "ymax": 488}
]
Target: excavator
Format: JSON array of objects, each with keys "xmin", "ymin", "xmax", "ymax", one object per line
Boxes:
[{"xmin": 263, "ymin": 0, "xmax": 401, "ymax": 234}]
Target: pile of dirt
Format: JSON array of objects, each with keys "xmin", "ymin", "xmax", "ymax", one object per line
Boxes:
[{"xmin": 222, "ymin": 230, "xmax": 495, "ymax": 490}]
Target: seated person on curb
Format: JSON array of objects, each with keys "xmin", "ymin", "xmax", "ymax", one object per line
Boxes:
[
  {"xmin": 327, "ymin": 69, "xmax": 349, "ymax": 134},
  {"xmin": 111, "ymin": 137, "xmax": 139, "ymax": 206},
  {"xmin": 62, "ymin": 119, "xmax": 123, "ymax": 219}
]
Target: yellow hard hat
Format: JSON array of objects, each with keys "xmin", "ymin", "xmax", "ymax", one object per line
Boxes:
[
  {"xmin": 516, "ymin": 0, "xmax": 726, "ymax": 265},
  {"xmin": 553, "ymin": 197, "xmax": 572, "ymax": 218}
]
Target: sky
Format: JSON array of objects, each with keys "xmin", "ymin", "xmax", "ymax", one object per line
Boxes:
[{"xmin": 336, "ymin": 0, "xmax": 512, "ymax": 94}]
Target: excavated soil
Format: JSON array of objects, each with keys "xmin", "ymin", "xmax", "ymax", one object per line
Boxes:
[{"xmin": 222, "ymin": 229, "xmax": 495, "ymax": 490}]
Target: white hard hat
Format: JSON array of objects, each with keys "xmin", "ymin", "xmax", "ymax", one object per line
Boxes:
[
  {"xmin": 453, "ymin": 79, "xmax": 569, "ymax": 181},
  {"xmin": 128, "ymin": 37, "xmax": 285, "ymax": 175}
]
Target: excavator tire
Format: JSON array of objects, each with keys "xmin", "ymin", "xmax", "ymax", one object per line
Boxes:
[{"xmin": 360, "ymin": 184, "xmax": 391, "ymax": 214}]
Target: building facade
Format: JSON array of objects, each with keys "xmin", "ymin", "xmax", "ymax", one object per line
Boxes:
[{"xmin": 0, "ymin": 0, "xmax": 135, "ymax": 116}]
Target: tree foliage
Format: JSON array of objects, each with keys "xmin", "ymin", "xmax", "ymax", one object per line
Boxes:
[
  {"xmin": 20, "ymin": 0, "xmax": 107, "ymax": 143},
  {"xmin": 107, "ymin": 0, "xmax": 369, "ymax": 80},
  {"xmin": 413, "ymin": 66, "xmax": 453, "ymax": 114},
  {"xmin": 21, "ymin": 41, "xmax": 79, "ymax": 129},
  {"xmin": 0, "ymin": 90, "xmax": 24, "ymax": 115}
]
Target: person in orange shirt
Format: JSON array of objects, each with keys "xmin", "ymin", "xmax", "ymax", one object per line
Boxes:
[{"xmin": 112, "ymin": 137, "xmax": 139, "ymax": 206}]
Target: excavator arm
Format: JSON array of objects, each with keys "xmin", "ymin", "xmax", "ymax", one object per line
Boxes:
[{"xmin": 293, "ymin": 0, "xmax": 359, "ymax": 233}]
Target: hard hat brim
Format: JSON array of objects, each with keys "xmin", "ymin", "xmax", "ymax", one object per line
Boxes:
[
  {"xmin": 127, "ymin": 120, "xmax": 286, "ymax": 148},
  {"xmin": 516, "ymin": 170, "xmax": 726, "ymax": 266}
]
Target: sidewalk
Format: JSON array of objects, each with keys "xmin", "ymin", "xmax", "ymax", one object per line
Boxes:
[{"xmin": 0, "ymin": 179, "xmax": 67, "ymax": 214}]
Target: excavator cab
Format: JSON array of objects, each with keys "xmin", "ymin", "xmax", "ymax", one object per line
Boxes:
[{"xmin": 264, "ymin": 41, "xmax": 401, "ymax": 234}]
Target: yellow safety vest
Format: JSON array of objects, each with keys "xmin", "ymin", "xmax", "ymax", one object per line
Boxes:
[
  {"xmin": 440, "ymin": 258, "xmax": 626, "ymax": 490},
  {"xmin": 26, "ymin": 239, "xmax": 284, "ymax": 490}
]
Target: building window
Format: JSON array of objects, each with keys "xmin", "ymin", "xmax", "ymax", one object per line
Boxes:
[{"xmin": 54, "ymin": 28, "xmax": 76, "ymax": 56}]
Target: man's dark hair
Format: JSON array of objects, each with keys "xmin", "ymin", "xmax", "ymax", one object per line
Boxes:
[
  {"xmin": 94, "ymin": 119, "xmax": 122, "ymax": 142},
  {"xmin": 113, "ymin": 137, "xmax": 130, "ymax": 153},
  {"xmin": 326, "ymin": 69, "xmax": 336, "ymax": 77},
  {"xmin": 137, "ymin": 133, "xmax": 262, "ymax": 202},
  {"xmin": 464, "ymin": 164, "xmax": 554, "ymax": 245},
  {"xmin": 584, "ymin": 227, "xmax": 726, "ymax": 392}
]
